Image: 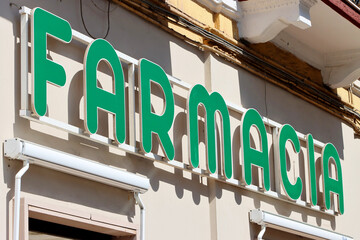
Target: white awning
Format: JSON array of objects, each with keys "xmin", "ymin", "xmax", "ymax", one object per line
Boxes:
[
  {"xmin": 250, "ymin": 209, "xmax": 353, "ymax": 240},
  {"xmin": 4, "ymin": 138, "xmax": 150, "ymax": 193}
]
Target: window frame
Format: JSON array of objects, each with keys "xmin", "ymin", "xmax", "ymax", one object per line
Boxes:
[{"xmin": 10, "ymin": 197, "xmax": 138, "ymax": 240}]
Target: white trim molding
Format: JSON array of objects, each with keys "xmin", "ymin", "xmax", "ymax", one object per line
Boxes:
[
  {"xmin": 195, "ymin": 0, "xmax": 241, "ymax": 20},
  {"xmin": 238, "ymin": 0, "xmax": 318, "ymax": 43},
  {"xmin": 194, "ymin": 0, "xmax": 318, "ymax": 43},
  {"xmin": 193, "ymin": 0, "xmax": 360, "ymax": 88},
  {"xmin": 322, "ymin": 49, "xmax": 360, "ymax": 88}
]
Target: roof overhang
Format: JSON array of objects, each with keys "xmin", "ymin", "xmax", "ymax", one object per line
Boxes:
[{"xmin": 195, "ymin": 0, "xmax": 360, "ymax": 88}]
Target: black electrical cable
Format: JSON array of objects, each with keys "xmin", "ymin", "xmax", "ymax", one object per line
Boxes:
[
  {"xmin": 80, "ymin": 0, "xmax": 111, "ymax": 39},
  {"xmin": 110, "ymin": 0, "xmax": 360, "ymax": 124},
  {"xmin": 133, "ymin": 0, "xmax": 360, "ymax": 122}
]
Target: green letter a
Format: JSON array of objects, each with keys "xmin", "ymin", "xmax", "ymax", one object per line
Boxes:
[
  {"xmin": 84, "ymin": 39, "xmax": 126, "ymax": 143},
  {"xmin": 322, "ymin": 143, "xmax": 344, "ymax": 214},
  {"xmin": 240, "ymin": 109, "xmax": 270, "ymax": 191}
]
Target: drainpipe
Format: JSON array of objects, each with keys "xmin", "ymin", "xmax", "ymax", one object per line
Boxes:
[
  {"xmin": 134, "ymin": 192, "xmax": 145, "ymax": 240},
  {"xmin": 13, "ymin": 160, "xmax": 29, "ymax": 240},
  {"xmin": 257, "ymin": 224, "xmax": 267, "ymax": 240}
]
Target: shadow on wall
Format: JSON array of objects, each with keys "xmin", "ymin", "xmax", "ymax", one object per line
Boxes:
[
  {"xmin": 2, "ymin": 1, "xmax": 343, "ymax": 239},
  {"xmin": 4, "ymin": 0, "xmax": 176, "ymax": 238},
  {"xmin": 237, "ymin": 59, "xmax": 339, "ymax": 228}
]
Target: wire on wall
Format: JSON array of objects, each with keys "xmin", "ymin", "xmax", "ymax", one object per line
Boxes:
[
  {"xmin": 80, "ymin": 0, "xmax": 111, "ymax": 39},
  {"xmin": 114, "ymin": 0, "xmax": 360, "ymax": 133}
]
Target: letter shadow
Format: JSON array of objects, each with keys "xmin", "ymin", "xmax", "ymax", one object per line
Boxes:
[{"xmin": 69, "ymin": 70, "xmax": 109, "ymax": 136}]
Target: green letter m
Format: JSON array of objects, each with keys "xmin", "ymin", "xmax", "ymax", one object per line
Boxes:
[{"xmin": 187, "ymin": 84, "xmax": 232, "ymax": 179}]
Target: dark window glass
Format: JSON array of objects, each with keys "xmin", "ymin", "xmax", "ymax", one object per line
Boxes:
[{"xmin": 29, "ymin": 218, "xmax": 114, "ymax": 240}]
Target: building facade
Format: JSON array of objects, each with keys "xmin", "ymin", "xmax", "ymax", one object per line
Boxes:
[{"xmin": 1, "ymin": 0, "xmax": 360, "ymax": 239}]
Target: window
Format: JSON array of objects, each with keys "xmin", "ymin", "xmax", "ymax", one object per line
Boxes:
[{"xmin": 12, "ymin": 198, "xmax": 137, "ymax": 240}]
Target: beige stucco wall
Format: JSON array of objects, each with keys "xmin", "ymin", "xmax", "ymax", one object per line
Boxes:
[{"xmin": 1, "ymin": 0, "xmax": 359, "ymax": 240}]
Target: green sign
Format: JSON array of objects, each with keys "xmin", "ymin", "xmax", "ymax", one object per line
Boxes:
[
  {"xmin": 306, "ymin": 134, "xmax": 318, "ymax": 206},
  {"xmin": 322, "ymin": 143, "xmax": 344, "ymax": 214},
  {"xmin": 241, "ymin": 109, "xmax": 270, "ymax": 191},
  {"xmin": 139, "ymin": 59, "xmax": 175, "ymax": 160},
  {"xmin": 31, "ymin": 8, "xmax": 72, "ymax": 116},
  {"xmin": 188, "ymin": 84, "xmax": 232, "ymax": 179},
  {"xmin": 30, "ymin": 8, "xmax": 345, "ymax": 214},
  {"xmin": 84, "ymin": 39, "xmax": 126, "ymax": 143},
  {"xmin": 278, "ymin": 124, "xmax": 303, "ymax": 200}
]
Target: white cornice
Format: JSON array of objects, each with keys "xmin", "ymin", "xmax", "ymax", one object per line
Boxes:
[
  {"xmin": 240, "ymin": 0, "xmax": 298, "ymax": 15},
  {"xmin": 273, "ymin": 31, "xmax": 360, "ymax": 88},
  {"xmin": 238, "ymin": 0, "xmax": 318, "ymax": 43},
  {"xmin": 322, "ymin": 50, "xmax": 360, "ymax": 88},
  {"xmin": 300, "ymin": 0, "xmax": 317, "ymax": 9},
  {"xmin": 322, "ymin": 62, "xmax": 360, "ymax": 88},
  {"xmin": 325, "ymin": 49, "xmax": 360, "ymax": 67},
  {"xmin": 193, "ymin": 0, "xmax": 318, "ymax": 43},
  {"xmin": 238, "ymin": 0, "xmax": 317, "ymax": 16},
  {"xmin": 195, "ymin": 0, "xmax": 241, "ymax": 20},
  {"xmin": 272, "ymin": 31, "xmax": 324, "ymax": 69},
  {"xmin": 193, "ymin": 0, "xmax": 360, "ymax": 88}
]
